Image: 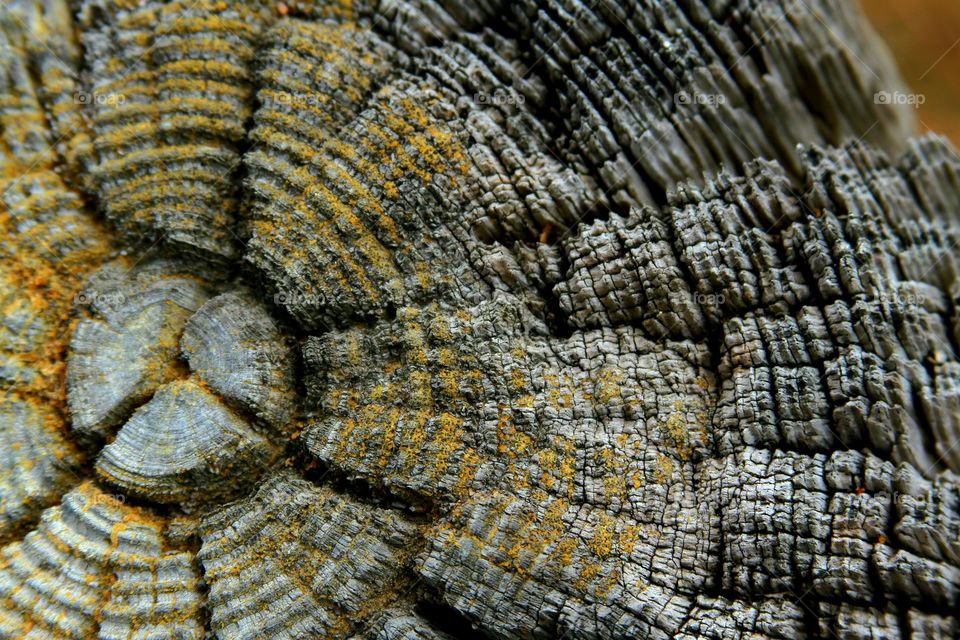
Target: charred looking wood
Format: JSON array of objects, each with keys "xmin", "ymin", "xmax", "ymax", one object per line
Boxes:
[{"xmin": 0, "ymin": 0, "xmax": 957, "ymax": 638}]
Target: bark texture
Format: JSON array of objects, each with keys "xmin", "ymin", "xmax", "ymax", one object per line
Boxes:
[{"xmin": 0, "ymin": 0, "xmax": 957, "ymax": 638}]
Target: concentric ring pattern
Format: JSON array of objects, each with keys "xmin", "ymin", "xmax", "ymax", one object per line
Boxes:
[{"xmin": 0, "ymin": 0, "xmax": 959, "ymax": 638}]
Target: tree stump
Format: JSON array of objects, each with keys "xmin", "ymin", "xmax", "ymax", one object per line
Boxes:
[{"xmin": 0, "ymin": 0, "xmax": 957, "ymax": 638}]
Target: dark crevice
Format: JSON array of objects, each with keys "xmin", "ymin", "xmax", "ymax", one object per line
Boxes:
[
  {"xmin": 895, "ymin": 603, "xmax": 913, "ymax": 640},
  {"xmin": 72, "ymin": 385, "xmax": 161, "ymax": 456},
  {"xmin": 704, "ymin": 323, "xmax": 724, "ymax": 381},
  {"xmin": 912, "ymin": 378, "xmax": 946, "ymax": 478},
  {"xmin": 414, "ymin": 598, "xmax": 496, "ymax": 640},
  {"xmin": 0, "ymin": 457, "xmax": 92, "ymax": 547},
  {"xmin": 797, "ymin": 593, "xmax": 828, "ymax": 639},
  {"xmin": 295, "ymin": 447, "xmax": 437, "ymax": 521},
  {"xmin": 87, "ymin": 475, "xmax": 181, "ymax": 519},
  {"xmin": 707, "ymin": 475, "xmax": 727, "ymax": 601},
  {"xmin": 195, "ymin": 576, "xmax": 213, "ymax": 640},
  {"xmin": 539, "ymin": 275, "xmax": 575, "ymax": 339},
  {"xmin": 689, "ymin": 1, "xmax": 772, "ymax": 80}
]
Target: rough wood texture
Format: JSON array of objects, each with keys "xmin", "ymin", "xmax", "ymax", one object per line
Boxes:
[
  {"xmin": 0, "ymin": 0, "xmax": 958, "ymax": 638},
  {"xmin": 0, "ymin": 482, "xmax": 203, "ymax": 639}
]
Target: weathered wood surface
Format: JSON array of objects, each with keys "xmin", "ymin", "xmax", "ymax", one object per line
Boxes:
[{"xmin": 0, "ymin": 0, "xmax": 958, "ymax": 638}]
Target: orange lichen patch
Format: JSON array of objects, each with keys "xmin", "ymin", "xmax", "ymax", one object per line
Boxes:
[
  {"xmin": 511, "ymin": 368, "xmax": 527, "ymax": 390},
  {"xmin": 0, "ymin": 166, "xmax": 105, "ymax": 532},
  {"xmin": 594, "ymin": 366, "xmax": 627, "ymax": 403},
  {"xmin": 619, "ymin": 525, "xmax": 641, "ymax": 556},
  {"xmin": 558, "ymin": 452, "xmax": 577, "ymax": 498},
  {"xmin": 544, "ymin": 373, "xmax": 577, "ymax": 409},
  {"xmin": 310, "ymin": 307, "xmax": 489, "ymax": 500},
  {"xmin": 441, "ymin": 492, "xmax": 637, "ymax": 602},
  {"xmin": 0, "ymin": 169, "xmax": 111, "ymax": 409},
  {"xmin": 602, "ymin": 474, "xmax": 627, "ymax": 501},
  {"xmin": 653, "ymin": 454, "xmax": 676, "ymax": 484},
  {"xmin": 375, "ymin": 407, "xmax": 401, "ymax": 469},
  {"xmin": 572, "ymin": 562, "xmax": 603, "ymax": 593},
  {"xmin": 537, "ymin": 449, "xmax": 558, "ymax": 489},
  {"xmin": 430, "ymin": 413, "xmax": 463, "ymax": 478},
  {"xmin": 496, "ymin": 407, "xmax": 533, "ymax": 460},
  {"xmin": 454, "ymin": 448, "xmax": 482, "ymax": 495},
  {"xmin": 0, "ymin": 104, "xmax": 55, "ymax": 173},
  {"xmin": 332, "ymin": 0, "xmax": 354, "ymax": 22},
  {"xmin": 436, "ymin": 368, "xmax": 462, "ymax": 398},
  {"xmin": 498, "ymin": 496, "xmax": 567, "ymax": 577},
  {"xmin": 587, "ymin": 514, "xmax": 616, "ymax": 558},
  {"xmin": 663, "ymin": 409, "xmax": 692, "ymax": 460}
]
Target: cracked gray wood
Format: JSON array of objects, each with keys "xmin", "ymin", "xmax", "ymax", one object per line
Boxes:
[{"xmin": 0, "ymin": 0, "xmax": 956, "ymax": 639}]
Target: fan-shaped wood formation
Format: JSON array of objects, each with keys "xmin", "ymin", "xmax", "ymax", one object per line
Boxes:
[
  {"xmin": 96, "ymin": 378, "xmax": 277, "ymax": 504},
  {"xmin": 0, "ymin": 0, "xmax": 958, "ymax": 638},
  {"xmin": 67, "ymin": 261, "xmax": 213, "ymax": 443},
  {"xmin": 0, "ymin": 482, "xmax": 203, "ymax": 638}
]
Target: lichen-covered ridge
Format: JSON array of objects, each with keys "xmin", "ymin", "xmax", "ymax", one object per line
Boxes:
[{"xmin": 0, "ymin": 0, "xmax": 958, "ymax": 638}]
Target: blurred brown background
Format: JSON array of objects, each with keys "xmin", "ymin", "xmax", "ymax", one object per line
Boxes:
[{"xmin": 863, "ymin": 0, "xmax": 960, "ymax": 143}]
